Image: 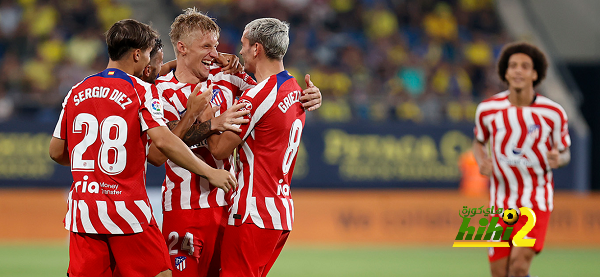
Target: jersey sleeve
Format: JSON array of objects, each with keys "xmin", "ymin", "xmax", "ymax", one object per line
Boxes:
[
  {"xmin": 138, "ymin": 83, "xmax": 166, "ymax": 132},
  {"xmin": 474, "ymin": 103, "xmax": 490, "ymax": 143},
  {"xmin": 553, "ymin": 106, "xmax": 571, "ymax": 151},
  {"xmin": 232, "ymin": 72, "xmax": 258, "ymax": 96},
  {"xmin": 52, "ymin": 89, "xmax": 72, "ymax": 139}
]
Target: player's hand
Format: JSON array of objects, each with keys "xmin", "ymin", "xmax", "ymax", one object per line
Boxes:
[
  {"xmin": 215, "ymin": 53, "xmax": 244, "ymax": 75},
  {"xmin": 207, "ymin": 168, "xmax": 237, "ymax": 193},
  {"xmin": 300, "ymin": 74, "xmax": 322, "ymax": 111},
  {"xmin": 547, "ymin": 144, "xmax": 560, "ymax": 169},
  {"xmin": 187, "ymin": 84, "xmax": 212, "ymax": 118},
  {"xmin": 479, "ymin": 157, "xmax": 493, "ymax": 176},
  {"xmin": 211, "ymin": 100, "xmax": 250, "ymax": 132}
]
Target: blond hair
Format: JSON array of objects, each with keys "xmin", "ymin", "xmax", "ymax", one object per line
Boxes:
[{"xmin": 169, "ymin": 8, "xmax": 220, "ymax": 49}]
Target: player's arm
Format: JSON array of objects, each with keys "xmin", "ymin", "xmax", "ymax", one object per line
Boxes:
[
  {"xmin": 547, "ymin": 146, "xmax": 571, "ymax": 169},
  {"xmin": 207, "ymin": 131, "xmax": 242, "ymax": 160},
  {"xmin": 49, "ymin": 137, "xmax": 69, "ymax": 166},
  {"xmin": 215, "ymin": 52, "xmax": 244, "ymax": 75},
  {"xmin": 472, "ymin": 139, "xmax": 492, "ymax": 176},
  {"xmin": 300, "ymin": 74, "xmax": 322, "ymax": 111},
  {"xmin": 147, "ymin": 126, "xmax": 237, "ymax": 192},
  {"xmin": 147, "ymin": 85, "xmax": 212, "ymax": 166},
  {"xmin": 159, "ymin": 59, "xmax": 177, "ymax": 76}
]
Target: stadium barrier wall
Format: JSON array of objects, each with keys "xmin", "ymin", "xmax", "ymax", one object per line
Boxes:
[
  {"xmin": 0, "ymin": 120, "xmax": 581, "ymax": 190},
  {"xmin": 1, "ymin": 189, "xmax": 599, "ymax": 247}
]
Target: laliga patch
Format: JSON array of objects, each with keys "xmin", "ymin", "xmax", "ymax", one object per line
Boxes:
[
  {"xmin": 151, "ymin": 99, "xmax": 163, "ymax": 117},
  {"xmin": 175, "ymin": 256, "xmax": 187, "ymax": 271}
]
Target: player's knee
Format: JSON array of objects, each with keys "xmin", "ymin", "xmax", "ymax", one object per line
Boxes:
[
  {"xmin": 509, "ymin": 258, "xmax": 531, "ymax": 276},
  {"xmin": 490, "ymin": 266, "xmax": 507, "ymax": 277}
]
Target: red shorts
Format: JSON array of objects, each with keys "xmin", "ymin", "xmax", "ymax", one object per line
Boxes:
[
  {"xmin": 67, "ymin": 224, "xmax": 171, "ymax": 277},
  {"xmin": 488, "ymin": 208, "xmax": 551, "ymax": 262},
  {"xmin": 162, "ymin": 206, "xmax": 227, "ymax": 277},
  {"xmin": 220, "ymin": 223, "xmax": 290, "ymax": 277}
]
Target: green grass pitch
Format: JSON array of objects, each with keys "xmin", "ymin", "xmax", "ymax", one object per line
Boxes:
[{"xmin": 0, "ymin": 244, "xmax": 599, "ymax": 276}]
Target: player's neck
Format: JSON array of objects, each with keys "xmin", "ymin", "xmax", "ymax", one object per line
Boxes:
[
  {"xmin": 254, "ymin": 59, "xmax": 284, "ymax": 84},
  {"xmin": 174, "ymin": 59, "xmax": 206, "ymax": 84},
  {"xmin": 508, "ymin": 85, "xmax": 536, "ymax": 107},
  {"xmin": 106, "ymin": 60, "xmax": 135, "ymax": 76}
]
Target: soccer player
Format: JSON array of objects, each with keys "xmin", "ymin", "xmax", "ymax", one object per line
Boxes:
[
  {"xmin": 151, "ymin": 9, "xmax": 322, "ymax": 277},
  {"xmin": 473, "ymin": 42, "xmax": 571, "ymax": 277},
  {"xmin": 207, "ymin": 18, "xmax": 305, "ymax": 277},
  {"xmin": 48, "ymin": 19, "xmax": 236, "ymax": 277}
]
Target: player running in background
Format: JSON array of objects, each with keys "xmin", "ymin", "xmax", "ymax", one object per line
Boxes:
[
  {"xmin": 207, "ymin": 18, "xmax": 306, "ymax": 277},
  {"xmin": 473, "ymin": 42, "xmax": 571, "ymax": 277},
  {"xmin": 149, "ymin": 9, "xmax": 322, "ymax": 277},
  {"xmin": 48, "ymin": 19, "xmax": 236, "ymax": 277}
]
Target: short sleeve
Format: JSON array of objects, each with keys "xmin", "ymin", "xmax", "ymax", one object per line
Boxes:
[
  {"xmin": 237, "ymin": 91, "xmax": 257, "ymax": 141},
  {"xmin": 53, "ymin": 90, "xmax": 71, "ymax": 139},
  {"xmin": 554, "ymin": 107, "xmax": 571, "ymax": 151},
  {"xmin": 139, "ymin": 84, "xmax": 166, "ymax": 131},
  {"xmin": 474, "ymin": 103, "xmax": 490, "ymax": 143}
]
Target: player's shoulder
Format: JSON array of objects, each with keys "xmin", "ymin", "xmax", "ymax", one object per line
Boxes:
[
  {"xmin": 242, "ymin": 74, "xmax": 277, "ymax": 99},
  {"xmin": 533, "ymin": 94, "xmax": 568, "ymax": 117},
  {"xmin": 156, "ymin": 71, "xmax": 176, "ymax": 84},
  {"xmin": 481, "ymin": 91, "xmax": 510, "ymax": 104},
  {"xmin": 155, "ymin": 71, "xmax": 186, "ymax": 93},
  {"xmin": 275, "ymin": 70, "xmax": 301, "ymax": 91},
  {"xmin": 477, "ymin": 91, "xmax": 510, "ymax": 112},
  {"xmin": 129, "ymin": 74, "xmax": 154, "ymax": 92}
]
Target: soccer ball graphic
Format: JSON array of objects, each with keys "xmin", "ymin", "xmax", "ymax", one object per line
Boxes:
[{"xmin": 502, "ymin": 208, "xmax": 519, "ymax": 225}]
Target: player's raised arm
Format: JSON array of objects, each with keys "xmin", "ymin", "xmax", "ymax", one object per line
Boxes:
[
  {"xmin": 147, "ymin": 84, "xmax": 211, "ymax": 166},
  {"xmin": 215, "ymin": 52, "xmax": 244, "ymax": 75}
]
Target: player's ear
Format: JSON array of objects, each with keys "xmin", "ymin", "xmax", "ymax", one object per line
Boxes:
[
  {"xmin": 143, "ymin": 64, "xmax": 151, "ymax": 77},
  {"xmin": 532, "ymin": 70, "xmax": 538, "ymax": 81},
  {"xmin": 177, "ymin": 41, "xmax": 187, "ymax": 56},
  {"xmin": 254, "ymin": 43, "xmax": 261, "ymax": 58},
  {"xmin": 133, "ymin": 49, "xmax": 141, "ymax": 63}
]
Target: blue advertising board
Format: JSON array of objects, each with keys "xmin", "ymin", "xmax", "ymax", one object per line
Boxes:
[{"xmin": 0, "ymin": 119, "xmax": 579, "ymax": 190}]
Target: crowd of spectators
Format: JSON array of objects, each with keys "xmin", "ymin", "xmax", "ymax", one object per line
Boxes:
[{"xmin": 0, "ymin": 0, "xmax": 511, "ymax": 124}]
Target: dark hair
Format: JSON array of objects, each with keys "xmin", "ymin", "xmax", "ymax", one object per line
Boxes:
[
  {"xmin": 150, "ymin": 38, "xmax": 163, "ymax": 59},
  {"xmin": 497, "ymin": 42, "xmax": 548, "ymax": 87},
  {"xmin": 106, "ymin": 19, "xmax": 159, "ymax": 61}
]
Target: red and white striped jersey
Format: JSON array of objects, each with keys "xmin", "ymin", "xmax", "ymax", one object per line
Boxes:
[
  {"xmin": 229, "ymin": 71, "xmax": 306, "ymax": 231},
  {"xmin": 156, "ymin": 67, "xmax": 257, "ymax": 211},
  {"xmin": 474, "ymin": 91, "xmax": 571, "ymax": 212},
  {"xmin": 53, "ymin": 68, "xmax": 166, "ymax": 234}
]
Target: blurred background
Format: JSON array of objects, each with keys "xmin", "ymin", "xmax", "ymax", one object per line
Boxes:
[{"xmin": 0, "ymin": 0, "xmax": 599, "ymax": 276}]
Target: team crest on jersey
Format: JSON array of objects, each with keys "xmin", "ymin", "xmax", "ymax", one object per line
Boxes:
[
  {"xmin": 175, "ymin": 256, "xmax": 186, "ymax": 271},
  {"xmin": 211, "ymin": 88, "xmax": 224, "ymax": 106},
  {"xmin": 527, "ymin": 124, "xmax": 540, "ymax": 140}
]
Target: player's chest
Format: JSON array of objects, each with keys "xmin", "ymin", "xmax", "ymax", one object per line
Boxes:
[{"xmin": 486, "ymin": 107, "xmax": 551, "ymax": 144}]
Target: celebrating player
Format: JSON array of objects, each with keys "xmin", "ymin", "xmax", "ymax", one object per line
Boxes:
[
  {"xmin": 48, "ymin": 19, "xmax": 236, "ymax": 277},
  {"xmin": 207, "ymin": 18, "xmax": 305, "ymax": 277},
  {"xmin": 150, "ymin": 9, "xmax": 322, "ymax": 277},
  {"xmin": 473, "ymin": 42, "xmax": 571, "ymax": 277}
]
